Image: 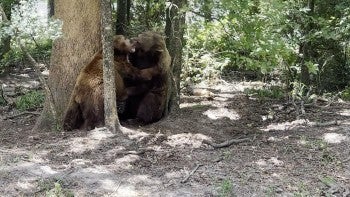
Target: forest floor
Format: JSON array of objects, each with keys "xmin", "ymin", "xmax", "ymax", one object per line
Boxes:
[{"xmin": 0, "ymin": 67, "xmax": 350, "ymax": 197}]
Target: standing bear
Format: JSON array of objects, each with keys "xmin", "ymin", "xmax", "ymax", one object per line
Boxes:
[
  {"xmin": 120, "ymin": 31, "xmax": 172, "ymax": 124},
  {"xmin": 63, "ymin": 35, "xmax": 160, "ymax": 131}
]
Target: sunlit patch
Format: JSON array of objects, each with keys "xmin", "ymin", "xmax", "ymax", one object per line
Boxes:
[
  {"xmin": 100, "ymin": 179, "xmax": 118, "ymax": 191},
  {"xmin": 70, "ymin": 159, "xmax": 92, "ymax": 167},
  {"xmin": 267, "ymin": 136, "xmax": 289, "ymax": 142},
  {"xmin": 256, "ymin": 159, "xmax": 267, "ymax": 166},
  {"xmin": 261, "ymin": 119, "xmax": 307, "ymax": 131},
  {"xmin": 82, "ymin": 166, "xmax": 111, "ymax": 174},
  {"xmin": 114, "ymin": 155, "xmax": 139, "ymax": 170},
  {"xmin": 114, "ymin": 184, "xmax": 139, "ymax": 197},
  {"xmin": 121, "ymin": 127, "xmax": 150, "ymax": 141},
  {"xmin": 203, "ymin": 108, "xmax": 240, "ymax": 120},
  {"xmin": 337, "ymin": 109, "xmax": 350, "ymax": 116},
  {"xmin": 37, "ymin": 165, "xmax": 57, "ymax": 175},
  {"xmin": 127, "ymin": 175, "xmax": 160, "ymax": 185},
  {"xmin": 165, "ymin": 170, "xmax": 183, "ymax": 179},
  {"xmin": 166, "ymin": 133, "xmax": 211, "ymax": 148},
  {"xmin": 323, "ymin": 133, "xmax": 348, "ymax": 144},
  {"xmin": 68, "ymin": 127, "xmax": 114, "ymax": 153},
  {"xmin": 16, "ymin": 179, "xmax": 36, "ymax": 190},
  {"xmin": 255, "ymin": 157, "xmax": 284, "ymax": 168},
  {"xmin": 217, "ymin": 93, "xmax": 236, "ymax": 98},
  {"xmin": 268, "ymin": 157, "xmax": 284, "ymax": 166}
]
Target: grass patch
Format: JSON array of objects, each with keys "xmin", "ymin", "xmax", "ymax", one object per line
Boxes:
[
  {"xmin": 38, "ymin": 179, "xmax": 74, "ymax": 197},
  {"xmin": 218, "ymin": 179, "xmax": 234, "ymax": 197},
  {"xmin": 244, "ymin": 86, "xmax": 285, "ymax": 99},
  {"xmin": 15, "ymin": 90, "xmax": 45, "ymax": 111}
]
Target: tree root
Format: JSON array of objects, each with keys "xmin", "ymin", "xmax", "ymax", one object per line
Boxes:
[{"xmin": 203, "ymin": 137, "xmax": 252, "ymax": 149}]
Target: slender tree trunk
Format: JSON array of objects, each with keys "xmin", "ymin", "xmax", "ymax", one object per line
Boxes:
[
  {"xmin": 126, "ymin": 0, "xmax": 131, "ymax": 26},
  {"xmin": 300, "ymin": 0, "xmax": 315, "ymax": 86},
  {"xmin": 101, "ymin": 0, "xmax": 120, "ymax": 132},
  {"xmin": 0, "ymin": 1, "xmax": 18, "ymax": 63},
  {"xmin": 165, "ymin": 0, "xmax": 187, "ymax": 114},
  {"xmin": 34, "ymin": 0, "xmax": 101, "ymax": 131},
  {"xmin": 116, "ymin": 0, "xmax": 127, "ymax": 35},
  {"xmin": 48, "ymin": 0, "xmax": 54, "ymax": 17}
]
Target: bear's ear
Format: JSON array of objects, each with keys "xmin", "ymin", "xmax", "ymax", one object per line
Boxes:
[{"xmin": 151, "ymin": 44, "xmax": 164, "ymax": 53}]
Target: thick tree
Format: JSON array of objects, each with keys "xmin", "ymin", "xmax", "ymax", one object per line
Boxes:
[{"xmin": 34, "ymin": 0, "xmax": 101, "ymax": 130}]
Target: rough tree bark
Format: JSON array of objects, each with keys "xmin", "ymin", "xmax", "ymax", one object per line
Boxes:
[
  {"xmin": 34, "ymin": 0, "xmax": 101, "ymax": 131},
  {"xmin": 101, "ymin": 0, "xmax": 120, "ymax": 132},
  {"xmin": 116, "ymin": 0, "xmax": 127, "ymax": 35},
  {"xmin": 165, "ymin": 0, "xmax": 187, "ymax": 114}
]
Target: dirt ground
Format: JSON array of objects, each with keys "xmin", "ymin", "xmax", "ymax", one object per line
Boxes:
[{"xmin": 0, "ymin": 68, "xmax": 349, "ymax": 197}]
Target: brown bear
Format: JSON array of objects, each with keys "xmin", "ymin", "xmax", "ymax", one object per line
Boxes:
[
  {"xmin": 63, "ymin": 35, "xmax": 160, "ymax": 131},
  {"xmin": 120, "ymin": 31, "xmax": 172, "ymax": 124}
]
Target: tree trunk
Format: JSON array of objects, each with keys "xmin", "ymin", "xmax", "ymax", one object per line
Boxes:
[
  {"xmin": 101, "ymin": 0, "xmax": 120, "ymax": 132},
  {"xmin": 0, "ymin": 1, "xmax": 18, "ymax": 63},
  {"xmin": 165, "ymin": 0, "xmax": 187, "ymax": 114},
  {"xmin": 48, "ymin": 0, "xmax": 54, "ymax": 17},
  {"xmin": 116, "ymin": 0, "xmax": 127, "ymax": 35},
  {"xmin": 299, "ymin": 0, "xmax": 315, "ymax": 86},
  {"xmin": 34, "ymin": 0, "xmax": 101, "ymax": 131}
]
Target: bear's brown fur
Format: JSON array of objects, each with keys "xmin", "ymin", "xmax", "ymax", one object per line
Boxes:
[
  {"xmin": 63, "ymin": 35, "xmax": 160, "ymax": 131},
  {"xmin": 120, "ymin": 31, "xmax": 171, "ymax": 124}
]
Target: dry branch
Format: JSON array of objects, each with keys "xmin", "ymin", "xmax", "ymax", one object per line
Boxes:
[
  {"xmin": 203, "ymin": 138, "xmax": 251, "ymax": 149},
  {"xmin": 308, "ymin": 120, "xmax": 338, "ymax": 127},
  {"xmin": 18, "ymin": 41, "xmax": 58, "ymax": 126},
  {"xmin": 4, "ymin": 111, "xmax": 41, "ymax": 120},
  {"xmin": 181, "ymin": 163, "xmax": 202, "ymax": 183}
]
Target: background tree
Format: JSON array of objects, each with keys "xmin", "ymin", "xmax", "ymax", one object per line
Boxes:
[
  {"xmin": 115, "ymin": 0, "xmax": 128, "ymax": 35},
  {"xmin": 48, "ymin": 0, "xmax": 54, "ymax": 18},
  {"xmin": 0, "ymin": 0, "xmax": 19, "ymax": 64},
  {"xmin": 34, "ymin": 0, "xmax": 101, "ymax": 130},
  {"xmin": 165, "ymin": 0, "xmax": 187, "ymax": 112}
]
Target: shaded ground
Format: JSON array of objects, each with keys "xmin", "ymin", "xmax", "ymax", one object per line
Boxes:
[{"xmin": 0, "ymin": 68, "xmax": 349, "ymax": 196}]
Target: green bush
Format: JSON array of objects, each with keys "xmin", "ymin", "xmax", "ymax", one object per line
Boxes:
[{"xmin": 15, "ymin": 90, "xmax": 45, "ymax": 111}]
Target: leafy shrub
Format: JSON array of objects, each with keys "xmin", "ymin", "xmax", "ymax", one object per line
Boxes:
[{"xmin": 15, "ymin": 90, "xmax": 45, "ymax": 111}]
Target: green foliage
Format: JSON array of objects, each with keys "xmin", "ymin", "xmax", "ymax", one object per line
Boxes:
[
  {"xmin": 0, "ymin": 40, "xmax": 52, "ymax": 73},
  {"xmin": 218, "ymin": 179, "xmax": 234, "ymax": 197},
  {"xmin": 0, "ymin": 0, "xmax": 61, "ymax": 72},
  {"xmin": 340, "ymin": 86, "xmax": 350, "ymax": 101},
  {"xmin": 183, "ymin": 0, "xmax": 350, "ymax": 95},
  {"xmin": 15, "ymin": 90, "xmax": 45, "ymax": 111},
  {"xmin": 244, "ymin": 86, "xmax": 285, "ymax": 99},
  {"xmin": 38, "ymin": 179, "xmax": 74, "ymax": 197}
]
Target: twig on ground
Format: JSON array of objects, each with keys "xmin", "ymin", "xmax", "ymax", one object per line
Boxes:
[
  {"xmin": 203, "ymin": 137, "xmax": 251, "ymax": 149},
  {"xmin": 4, "ymin": 111, "xmax": 41, "ymax": 120},
  {"xmin": 181, "ymin": 163, "xmax": 202, "ymax": 183},
  {"xmin": 308, "ymin": 120, "xmax": 338, "ymax": 127},
  {"xmin": 118, "ymin": 148, "xmax": 154, "ymax": 155}
]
